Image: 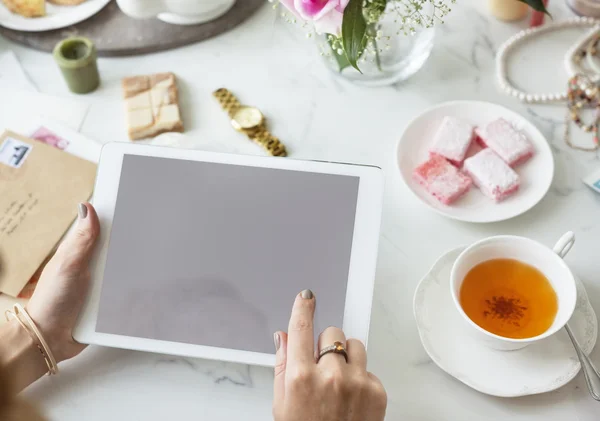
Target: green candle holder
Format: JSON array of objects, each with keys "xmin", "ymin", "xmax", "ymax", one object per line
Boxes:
[{"xmin": 53, "ymin": 37, "xmax": 100, "ymax": 94}]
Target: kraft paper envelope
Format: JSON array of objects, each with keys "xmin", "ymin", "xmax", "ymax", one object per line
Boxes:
[{"xmin": 0, "ymin": 130, "xmax": 96, "ymax": 297}]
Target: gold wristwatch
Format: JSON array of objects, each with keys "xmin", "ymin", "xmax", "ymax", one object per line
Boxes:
[{"xmin": 213, "ymin": 88, "xmax": 288, "ymax": 157}]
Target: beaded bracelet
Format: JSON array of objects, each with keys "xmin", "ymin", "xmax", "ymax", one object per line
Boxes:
[
  {"xmin": 565, "ymin": 74, "xmax": 600, "ymax": 151},
  {"xmin": 5, "ymin": 304, "xmax": 59, "ymax": 376}
]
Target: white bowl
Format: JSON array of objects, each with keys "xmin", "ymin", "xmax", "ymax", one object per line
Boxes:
[{"xmin": 450, "ymin": 232, "xmax": 577, "ymax": 351}]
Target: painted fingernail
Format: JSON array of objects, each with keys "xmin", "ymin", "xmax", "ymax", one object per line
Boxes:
[
  {"xmin": 301, "ymin": 289, "xmax": 314, "ymax": 299},
  {"xmin": 273, "ymin": 332, "xmax": 281, "ymax": 352},
  {"xmin": 78, "ymin": 203, "xmax": 88, "ymax": 219}
]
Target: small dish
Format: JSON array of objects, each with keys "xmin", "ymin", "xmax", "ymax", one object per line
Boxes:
[
  {"xmin": 413, "ymin": 246, "xmax": 598, "ymax": 398},
  {"xmin": 0, "ymin": 0, "xmax": 110, "ymax": 32},
  {"xmin": 396, "ymin": 101, "xmax": 554, "ymax": 223}
]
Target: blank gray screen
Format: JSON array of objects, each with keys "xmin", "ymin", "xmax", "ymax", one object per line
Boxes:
[{"xmin": 95, "ymin": 155, "xmax": 360, "ymax": 354}]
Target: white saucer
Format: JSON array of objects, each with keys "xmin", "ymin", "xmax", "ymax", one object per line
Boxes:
[
  {"xmin": 413, "ymin": 247, "xmax": 598, "ymax": 398},
  {"xmin": 397, "ymin": 101, "xmax": 554, "ymax": 223},
  {"xmin": 0, "ymin": 0, "xmax": 110, "ymax": 32}
]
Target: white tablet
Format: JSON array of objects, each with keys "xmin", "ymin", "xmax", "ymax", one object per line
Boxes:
[{"xmin": 74, "ymin": 143, "xmax": 383, "ymax": 367}]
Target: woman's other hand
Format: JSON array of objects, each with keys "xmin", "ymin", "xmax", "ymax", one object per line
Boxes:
[{"xmin": 273, "ymin": 290, "xmax": 387, "ymax": 421}]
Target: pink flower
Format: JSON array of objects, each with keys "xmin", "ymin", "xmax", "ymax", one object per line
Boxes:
[{"xmin": 280, "ymin": 0, "xmax": 350, "ymax": 35}]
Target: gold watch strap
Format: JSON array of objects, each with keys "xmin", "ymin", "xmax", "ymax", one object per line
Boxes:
[
  {"xmin": 248, "ymin": 127, "xmax": 288, "ymax": 157},
  {"xmin": 213, "ymin": 88, "xmax": 241, "ymax": 118},
  {"xmin": 213, "ymin": 88, "xmax": 288, "ymax": 157}
]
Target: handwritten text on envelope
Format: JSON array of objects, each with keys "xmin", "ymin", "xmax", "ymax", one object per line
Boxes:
[{"xmin": 0, "ymin": 131, "xmax": 96, "ymax": 297}]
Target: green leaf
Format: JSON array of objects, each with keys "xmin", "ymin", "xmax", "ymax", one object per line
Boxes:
[
  {"xmin": 342, "ymin": 0, "xmax": 367, "ymax": 72},
  {"xmin": 518, "ymin": 0, "xmax": 551, "ymax": 15},
  {"xmin": 374, "ymin": 0, "xmax": 388, "ymax": 13},
  {"xmin": 364, "ymin": 0, "xmax": 387, "ymax": 23},
  {"xmin": 328, "ymin": 36, "xmax": 351, "ymax": 72}
]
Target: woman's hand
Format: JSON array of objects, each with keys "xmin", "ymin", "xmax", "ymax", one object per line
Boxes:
[
  {"xmin": 273, "ymin": 290, "xmax": 387, "ymax": 421},
  {"xmin": 0, "ymin": 203, "xmax": 99, "ymax": 392},
  {"xmin": 26, "ymin": 203, "xmax": 100, "ymax": 363}
]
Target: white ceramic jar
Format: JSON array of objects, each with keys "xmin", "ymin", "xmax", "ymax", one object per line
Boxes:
[{"xmin": 116, "ymin": 0, "xmax": 237, "ymax": 25}]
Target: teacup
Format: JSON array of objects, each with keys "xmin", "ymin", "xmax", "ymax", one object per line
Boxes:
[{"xmin": 450, "ymin": 232, "xmax": 577, "ymax": 351}]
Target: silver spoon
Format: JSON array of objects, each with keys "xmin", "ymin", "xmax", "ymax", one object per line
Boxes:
[
  {"xmin": 553, "ymin": 233, "xmax": 600, "ymax": 401},
  {"xmin": 565, "ymin": 323, "xmax": 600, "ymax": 401}
]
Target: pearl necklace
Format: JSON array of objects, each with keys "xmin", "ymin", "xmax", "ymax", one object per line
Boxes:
[{"xmin": 496, "ymin": 17, "xmax": 600, "ymax": 104}]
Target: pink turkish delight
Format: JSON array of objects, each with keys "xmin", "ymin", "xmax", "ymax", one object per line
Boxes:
[
  {"xmin": 430, "ymin": 116, "xmax": 475, "ymax": 166},
  {"xmin": 413, "ymin": 155, "xmax": 472, "ymax": 205},
  {"xmin": 475, "ymin": 118, "xmax": 534, "ymax": 167},
  {"xmin": 463, "ymin": 149, "xmax": 520, "ymax": 202}
]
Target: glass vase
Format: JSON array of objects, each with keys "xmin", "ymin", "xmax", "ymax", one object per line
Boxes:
[{"xmin": 318, "ymin": 14, "xmax": 435, "ymax": 87}]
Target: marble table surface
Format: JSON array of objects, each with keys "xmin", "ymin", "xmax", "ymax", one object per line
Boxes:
[{"xmin": 1, "ymin": 0, "xmax": 600, "ymax": 419}]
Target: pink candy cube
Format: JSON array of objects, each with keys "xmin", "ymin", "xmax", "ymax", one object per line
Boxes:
[
  {"xmin": 463, "ymin": 149, "xmax": 520, "ymax": 202},
  {"xmin": 430, "ymin": 116, "xmax": 475, "ymax": 166},
  {"xmin": 475, "ymin": 118, "xmax": 534, "ymax": 167},
  {"xmin": 413, "ymin": 155, "xmax": 472, "ymax": 205}
]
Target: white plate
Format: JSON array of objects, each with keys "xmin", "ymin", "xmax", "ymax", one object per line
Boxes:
[
  {"xmin": 0, "ymin": 0, "xmax": 110, "ymax": 32},
  {"xmin": 397, "ymin": 101, "xmax": 554, "ymax": 223},
  {"xmin": 413, "ymin": 247, "xmax": 598, "ymax": 398}
]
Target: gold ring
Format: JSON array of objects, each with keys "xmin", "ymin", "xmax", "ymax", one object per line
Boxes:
[{"xmin": 317, "ymin": 341, "xmax": 348, "ymax": 363}]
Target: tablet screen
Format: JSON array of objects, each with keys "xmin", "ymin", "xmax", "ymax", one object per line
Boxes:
[{"xmin": 95, "ymin": 155, "xmax": 360, "ymax": 354}]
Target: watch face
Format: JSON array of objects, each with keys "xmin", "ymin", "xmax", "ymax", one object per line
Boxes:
[{"xmin": 232, "ymin": 106, "xmax": 264, "ymax": 130}]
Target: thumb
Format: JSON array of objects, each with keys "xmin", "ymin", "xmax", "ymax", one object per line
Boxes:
[
  {"xmin": 273, "ymin": 331, "xmax": 288, "ymax": 405},
  {"xmin": 55, "ymin": 203, "xmax": 100, "ymax": 268}
]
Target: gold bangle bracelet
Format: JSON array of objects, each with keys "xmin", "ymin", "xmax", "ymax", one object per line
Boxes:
[{"xmin": 5, "ymin": 304, "xmax": 59, "ymax": 376}]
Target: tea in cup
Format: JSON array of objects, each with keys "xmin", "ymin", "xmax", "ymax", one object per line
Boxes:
[{"xmin": 450, "ymin": 232, "xmax": 577, "ymax": 351}]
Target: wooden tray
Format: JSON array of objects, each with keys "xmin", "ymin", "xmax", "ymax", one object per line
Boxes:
[{"xmin": 0, "ymin": 0, "xmax": 264, "ymax": 57}]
